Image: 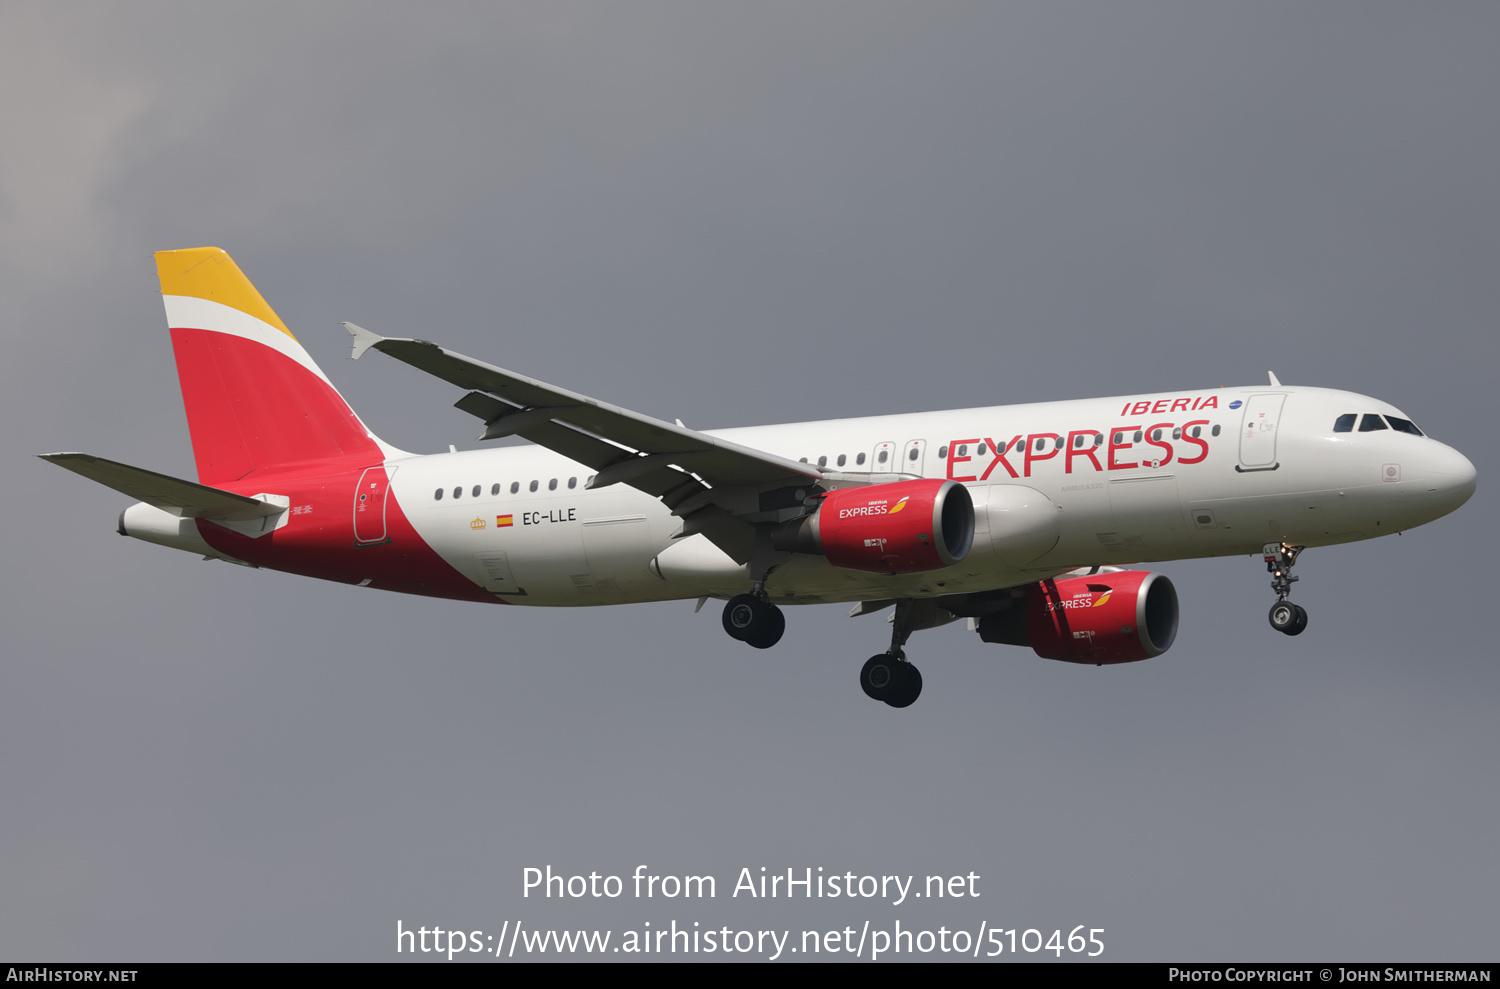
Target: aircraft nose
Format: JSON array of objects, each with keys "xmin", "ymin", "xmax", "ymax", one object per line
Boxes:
[{"xmin": 1419, "ymin": 442, "xmax": 1477, "ymax": 513}]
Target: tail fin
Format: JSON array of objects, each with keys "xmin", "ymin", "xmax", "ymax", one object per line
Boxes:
[{"xmin": 157, "ymin": 248, "xmax": 384, "ymax": 485}]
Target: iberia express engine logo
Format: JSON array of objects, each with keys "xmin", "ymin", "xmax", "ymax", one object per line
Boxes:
[
  {"xmin": 839, "ymin": 495, "xmax": 910, "ymax": 520},
  {"xmin": 1049, "ymin": 590, "xmax": 1113, "ymax": 612}
]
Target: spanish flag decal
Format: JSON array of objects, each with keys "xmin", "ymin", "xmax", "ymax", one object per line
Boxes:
[{"xmin": 496, "ymin": 514, "xmax": 514, "ymax": 527}]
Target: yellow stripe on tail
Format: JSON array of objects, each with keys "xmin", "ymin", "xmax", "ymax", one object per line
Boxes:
[{"xmin": 154, "ymin": 247, "xmax": 296, "ymax": 340}]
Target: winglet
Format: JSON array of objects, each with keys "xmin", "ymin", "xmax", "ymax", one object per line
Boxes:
[
  {"xmin": 1268, "ymin": 371, "xmax": 1282, "ymax": 387},
  {"xmin": 344, "ymin": 321, "xmax": 385, "ymax": 360}
]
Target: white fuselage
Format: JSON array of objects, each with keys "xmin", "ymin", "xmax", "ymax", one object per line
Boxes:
[{"xmin": 390, "ymin": 384, "xmax": 1476, "ymax": 607}]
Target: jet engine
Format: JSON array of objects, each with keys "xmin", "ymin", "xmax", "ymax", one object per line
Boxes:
[
  {"xmin": 977, "ymin": 569, "xmax": 1178, "ymax": 664},
  {"xmin": 772, "ymin": 478, "xmax": 974, "ymax": 574}
]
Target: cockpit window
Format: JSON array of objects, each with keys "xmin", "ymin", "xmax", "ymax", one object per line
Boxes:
[
  {"xmin": 1386, "ymin": 416, "xmax": 1423, "ymax": 436},
  {"xmin": 1358, "ymin": 414, "xmax": 1388, "ymax": 432},
  {"xmin": 1333, "ymin": 414, "xmax": 1355, "ymax": 433}
]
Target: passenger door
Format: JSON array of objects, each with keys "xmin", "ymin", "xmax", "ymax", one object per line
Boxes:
[{"xmin": 1238, "ymin": 394, "xmax": 1286, "ymax": 470}]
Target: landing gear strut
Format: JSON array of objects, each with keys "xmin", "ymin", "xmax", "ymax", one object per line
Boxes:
[
  {"xmin": 722, "ymin": 592, "xmax": 785, "ymax": 649},
  {"xmin": 859, "ymin": 600, "xmax": 924, "ymax": 708},
  {"xmin": 1264, "ymin": 542, "xmax": 1308, "ymax": 636}
]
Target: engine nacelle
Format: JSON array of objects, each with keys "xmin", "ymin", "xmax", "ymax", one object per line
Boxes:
[
  {"xmin": 773, "ymin": 479, "xmax": 974, "ymax": 574},
  {"xmin": 977, "ymin": 569, "xmax": 1179, "ymax": 664}
]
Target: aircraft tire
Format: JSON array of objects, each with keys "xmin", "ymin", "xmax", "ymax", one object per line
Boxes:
[
  {"xmin": 722, "ymin": 594, "xmax": 762, "ymax": 641},
  {"xmin": 1269, "ymin": 600, "xmax": 1301, "ymax": 635},
  {"xmin": 860, "ymin": 653, "xmax": 900, "ymax": 702},
  {"xmin": 1285, "ymin": 604, "xmax": 1308, "ymax": 636},
  {"xmin": 745, "ymin": 604, "xmax": 785, "ymax": 649},
  {"xmin": 885, "ymin": 662, "xmax": 923, "ymax": 709}
]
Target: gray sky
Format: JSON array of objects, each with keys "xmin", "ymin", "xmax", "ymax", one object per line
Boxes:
[{"xmin": 2, "ymin": 1, "xmax": 1496, "ymax": 962}]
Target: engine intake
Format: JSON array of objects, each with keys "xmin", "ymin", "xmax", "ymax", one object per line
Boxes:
[{"xmin": 773, "ymin": 478, "xmax": 974, "ymax": 574}]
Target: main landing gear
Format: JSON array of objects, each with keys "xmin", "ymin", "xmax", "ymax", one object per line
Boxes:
[
  {"xmin": 859, "ymin": 600, "xmax": 923, "ymax": 709},
  {"xmin": 718, "ymin": 587, "xmax": 927, "ymax": 708},
  {"xmin": 1264, "ymin": 542, "xmax": 1308, "ymax": 636},
  {"xmin": 722, "ymin": 593, "xmax": 785, "ymax": 649}
]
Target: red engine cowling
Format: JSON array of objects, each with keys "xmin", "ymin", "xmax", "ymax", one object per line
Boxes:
[
  {"xmin": 776, "ymin": 479, "xmax": 974, "ymax": 574},
  {"xmin": 978, "ymin": 570, "xmax": 1179, "ymax": 664}
]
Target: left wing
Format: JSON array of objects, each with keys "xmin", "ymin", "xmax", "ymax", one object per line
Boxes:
[{"xmin": 345, "ymin": 323, "xmax": 827, "ymax": 562}]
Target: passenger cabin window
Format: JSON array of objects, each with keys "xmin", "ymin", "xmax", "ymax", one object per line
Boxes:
[
  {"xmin": 510, "ymin": 481, "xmax": 520, "ymax": 494},
  {"xmin": 548, "ymin": 478, "xmax": 558, "ymax": 491},
  {"xmin": 1134, "ymin": 431, "xmax": 1142, "ymax": 443},
  {"xmin": 1333, "ymin": 414, "xmax": 1356, "ymax": 433},
  {"xmin": 491, "ymin": 483, "xmax": 500, "ymax": 496},
  {"xmin": 817, "ymin": 456, "xmax": 827, "ymax": 467},
  {"xmin": 1359, "ymin": 414, "xmax": 1388, "ymax": 432},
  {"xmin": 837, "ymin": 454, "xmax": 847, "ymax": 467},
  {"xmin": 937, "ymin": 446, "xmax": 947, "ymax": 459},
  {"xmin": 856, "ymin": 453, "xmax": 866, "ymax": 465},
  {"xmin": 472, "ymin": 485, "xmax": 481, "ymax": 498},
  {"xmin": 908, "ymin": 447, "xmax": 919, "ymax": 461},
  {"xmin": 434, "ymin": 488, "xmax": 443, "ymax": 501},
  {"xmin": 878, "ymin": 450, "xmax": 889, "ymax": 464},
  {"xmin": 1211, "ymin": 425, "xmax": 1221, "ymax": 437},
  {"xmin": 957, "ymin": 444, "xmax": 968, "ymax": 457},
  {"xmin": 529, "ymin": 480, "xmax": 539, "ymax": 492},
  {"xmin": 1386, "ymin": 416, "xmax": 1423, "ymax": 436},
  {"xmin": 453, "ymin": 486, "xmax": 462, "ymax": 499},
  {"xmin": 568, "ymin": 477, "xmax": 578, "ymax": 489}
]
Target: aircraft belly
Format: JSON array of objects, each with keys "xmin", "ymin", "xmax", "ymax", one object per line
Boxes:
[
  {"xmin": 1180, "ymin": 487, "xmax": 1373, "ymax": 553},
  {"xmin": 1100, "ymin": 473, "xmax": 1189, "ymax": 562}
]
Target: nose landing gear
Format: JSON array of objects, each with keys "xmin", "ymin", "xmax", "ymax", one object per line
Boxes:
[{"xmin": 1264, "ymin": 542, "xmax": 1308, "ymax": 636}]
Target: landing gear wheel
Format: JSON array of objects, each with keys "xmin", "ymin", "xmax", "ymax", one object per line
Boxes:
[
  {"xmin": 722, "ymin": 594, "xmax": 785, "ymax": 648},
  {"xmin": 722, "ymin": 594, "xmax": 760, "ymax": 641},
  {"xmin": 860, "ymin": 654, "xmax": 900, "ymax": 701},
  {"xmin": 1269, "ymin": 601, "xmax": 1308, "ymax": 636},
  {"xmin": 884, "ymin": 662, "xmax": 923, "ymax": 709},
  {"xmin": 745, "ymin": 604, "xmax": 785, "ymax": 650},
  {"xmin": 860, "ymin": 654, "xmax": 923, "ymax": 707}
]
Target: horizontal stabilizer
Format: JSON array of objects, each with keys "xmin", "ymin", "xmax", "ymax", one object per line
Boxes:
[{"xmin": 38, "ymin": 453, "xmax": 284, "ymax": 521}]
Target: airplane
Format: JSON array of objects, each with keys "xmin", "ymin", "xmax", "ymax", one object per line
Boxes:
[{"xmin": 41, "ymin": 248, "xmax": 1477, "ymax": 708}]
